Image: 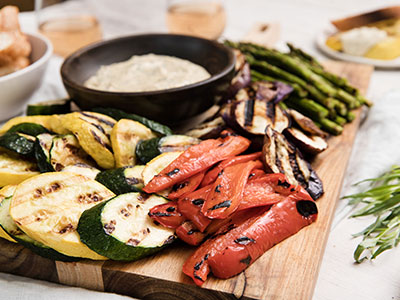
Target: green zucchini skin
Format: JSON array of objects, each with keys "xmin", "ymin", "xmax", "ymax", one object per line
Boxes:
[
  {"xmin": 0, "ymin": 195, "xmax": 78, "ymax": 262},
  {"xmin": 136, "ymin": 135, "xmax": 200, "ymax": 164},
  {"xmin": 34, "ymin": 134, "xmax": 54, "ymax": 173},
  {"xmin": 26, "ymin": 99, "xmax": 71, "ymax": 116},
  {"xmin": 92, "ymin": 107, "xmax": 172, "ymax": 136},
  {"xmin": 95, "ymin": 167, "xmax": 144, "ymax": 195},
  {"xmin": 78, "ymin": 194, "xmax": 174, "ymax": 261},
  {"xmin": 0, "ymin": 132, "xmax": 35, "ymax": 157},
  {"xmin": 7, "ymin": 123, "xmax": 51, "ymax": 136},
  {"xmin": 136, "ymin": 138, "xmax": 161, "ymax": 164}
]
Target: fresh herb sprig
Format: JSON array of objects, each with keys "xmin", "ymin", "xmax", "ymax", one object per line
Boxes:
[{"xmin": 343, "ymin": 166, "xmax": 400, "ymax": 263}]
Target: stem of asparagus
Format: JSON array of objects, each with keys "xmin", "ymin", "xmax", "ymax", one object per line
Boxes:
[
  {"xmin": 239, "ymin": 43, "xmax": 360, "ymax": 108},
  {"xmin": 285, "ymin": 97, "xmax": 329, "ymax": 120}
]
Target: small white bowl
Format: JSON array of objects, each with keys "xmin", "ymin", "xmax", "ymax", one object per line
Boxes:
[{"xmin": 0, "ymin": 32, "xmax": 53, "ymax": 121}]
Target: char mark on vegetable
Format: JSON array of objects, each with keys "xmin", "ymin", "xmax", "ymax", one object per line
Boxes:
[
  {"xmin": 240, "ymin": 255, "xmax": 252, "ymax": 265},
  {"xmin": 80, "ymin": 112, "xmax": 115, "ymax": 127},
  {"xmin": 277, "ymin": 180, "xmax": 291, "ymax": 189},
  {"xmin": 166, "ymin": 206, "xmax": 176, "ymax": 212},
  {"xmin": 192, "ymin": 199, "xmax": 205, "ymax": 206},
  {"xmin": 234, "ymin": 236, "xmax": 256, "ymax": 245},
  {"xmin": 244, "ymin": 99, "xmax": 255, "ymax": 127},
  {"xmin": 167, "ymin": 168, "xmax": 180, "ymax": 177},
  {"xmin": 215, "ymin": 184, "xmax": 222, "ymax": 193},
  {"xmin": 209, "ymin": 200, "xmax": 231, "ymax": 210},
  {"xmin": 296, "ymin": 200, "xmax": 318, "ymax": 218}
]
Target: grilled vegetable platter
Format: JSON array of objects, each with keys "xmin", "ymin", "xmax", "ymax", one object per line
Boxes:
[{"xmin": 0, "ymin": 42, "xmax": 370, "ymax": 287}]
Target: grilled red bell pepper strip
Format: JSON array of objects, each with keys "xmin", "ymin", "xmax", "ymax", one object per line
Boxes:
[
  {"xmin": 238, "ymin": 177, "xmax": 286, "ymax": 211},
  {"xmin": 176, "ymin": 221, "xmax": 207, "ymax": 246},
  {"xmin": 177, "ymin": 184, "xmax": 213, "ymax": 232},
  {"xmin": 148, "ymin": 201, "xmax": 185, "ymax": 229},
  {"xmin": 201, "ymin": 152, "xmax": 262, "ymax": 187},
  {"xmin": 183, "ymin": 197, "xmax": 318, "ymax": 285},
  {"xmin": 247, "ymin": 168, "xmax": 267, "ymax": 181},
  {"xmin": 143, "ymin": 133, "xmax": 251, "ymax": 194},
  {"xmin": 202, "ymin": 160, "xmax": 263, "ymax": 219},
  {"xmin": 168, "ymin": 170, "xmax": 206, "ymax": 200}
]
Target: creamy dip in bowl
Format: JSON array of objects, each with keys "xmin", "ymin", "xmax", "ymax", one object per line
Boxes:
[
  {"xmin": 61, "ymin": 34, "xmax": 235, "ymax": 126},
  {"xmin": 84, "ymin": 54, "xmax": 211, "ymax": 93}
]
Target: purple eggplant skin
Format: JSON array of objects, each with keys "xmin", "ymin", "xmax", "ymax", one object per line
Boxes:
[
  {"xmin": 306, "ymin": 170, "xmax": 324, "ymax": 200},
  {"xmin": 273, "ymin": 81, "xmax": 294, "ymax": 104}
]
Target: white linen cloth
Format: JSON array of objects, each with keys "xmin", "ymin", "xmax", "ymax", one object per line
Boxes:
[{"xmin": 1, "ymin": 0, "xmax": 399, "ymax": 299}]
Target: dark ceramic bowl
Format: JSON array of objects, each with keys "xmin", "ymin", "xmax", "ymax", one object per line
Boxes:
[{"xmin": 61, "ymin": 34, "xmax": 235, "ymax": 126}]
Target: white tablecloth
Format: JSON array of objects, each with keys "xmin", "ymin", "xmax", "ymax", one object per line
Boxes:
[{"xmin": 2, "ymin": 0, "xmax": 400, "ymax": 299}]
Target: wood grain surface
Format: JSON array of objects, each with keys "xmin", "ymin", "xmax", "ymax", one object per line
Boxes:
[{"xmin": 0, "ymin": 61, "xmax": 373, "ymax": 300}]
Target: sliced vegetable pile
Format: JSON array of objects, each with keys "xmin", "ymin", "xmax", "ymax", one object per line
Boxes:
[{"xmin": 0, "ymin": 42, "xmax": 368, "ymax": 286}]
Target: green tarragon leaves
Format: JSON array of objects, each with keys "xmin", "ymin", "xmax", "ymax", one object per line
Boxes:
[{"xmin": 343, "ymin": 166, "xmax": 400, "ymax": 263}]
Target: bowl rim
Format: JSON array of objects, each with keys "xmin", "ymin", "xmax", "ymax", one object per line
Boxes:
[
  {"xmin": 0, "ymin": 32, "xmax": 53, "ymax": 83},
  {"xmin": 60, "ymin": 33, "xmax": 236, "ymax": 96}
]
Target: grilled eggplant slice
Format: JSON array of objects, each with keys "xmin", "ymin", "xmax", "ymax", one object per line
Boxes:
[
  {"xmin": 285, "ymin": 127, "xmax": 328, "ymax": 155},
  {"xmin": 78, "ymin": 192, "xmax": 175, "ymax": 261},
  {"xmin": 287, "ymin": 109, "xmax": 327, "ymax": 137},
  {"xmin": 111, "ymin": 119, "xmax": 155, "ymax": 168},
  {"xmin": 185, "ymin": 117, "xmax": 226, "ymax": 140},
  {"xmin": 27, "ymin": 99, "xmax": 71, "ymax": 116},
  {"xmin": 95, "ymin": 165, "xmax": 145, "ymax": 195},
  {"xmin": 62, "ymin": 112, "xmax": 115, "ymax": 169},
  {"xmin": 262, "ymin": 126, "xmax": 323, "ymax": 200},
  {"xmin": 0, "ymin": 115, "xmax": 68, "ymax": 135},
  {"xmin": 61, "ymin": 164, "xmax": 100, "ymax": 180},
  {"xmin": 0, "ymin": 185, "xmax": 78, "ymax": 261},
  {"xmin": 226, "ymin": 98, "xmax": 289, "ymax": 135},
  {"xmin": 0, "ymin": 152, "xmax": 39, "ymax": 187},
  {"xmin": 136, "ymin": 135, "xmax": 199, "ymax": 165},
  {"xmin": 9, "ymin": 172, "xmax": 115, "ymax": 259}
]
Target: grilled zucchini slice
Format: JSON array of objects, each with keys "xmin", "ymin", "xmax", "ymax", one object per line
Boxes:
[
  {"xmin": 136, "ymin": 135, "xmax": 199, "ymax": 164},
  {"xmin": 0, "ymin": 185, "xmax": 78, "ymax": 261},
  {"xmin": 0, "ymin": 185, "xmax": 17, "ymax": 242},
  {"xmin": 0, "ymin": 115, "xmax": 68, "ymax": 135},
  {"xmin": 61, "ymin": 164, "xmax": 100, "ymax": 180},
  {"xmin": 9, "ymin": 172, "xmax": 115, "ymax": 260},
  {"xmin": 0, "ymin": 132, "xmax": 35, "ymax": 157},
  {"xmin": 50, "ymin": 134, "xmax": 94, "ymax": 172},
  {"xmin": 95, "ymin": 165, "xmax": 145, "ymax": 195},
  {"xmin": 142, "ymin": 151, "xmax": 183, "ymax": 185},
  {"xmin": 111, "ymin": 119, "xmax": 155, "ymax": 168},
  {"xmin": 27, "ymin": 99, "xmax": 71, "ymax": 116},
  {"xmin": 78, "ymin": 192, "xmax": 175, "ymax": 261},
  {"xmin": 62, "ymin": 112, "xmax": 116, "ymax": 169},
  {"xmin": 7, "ymin": 123, "xmax": 51, "ymax": 136},
  {"xmin": 34, "ymin": 133, "xmax": 54, "ymax": 173},
  {"xmin": 92, "ymin": 107, "xmax": 172, "ymax": 136},
  {"xmin": 0, "ymin": 152, "xmax": 39, "ymax": 187}
]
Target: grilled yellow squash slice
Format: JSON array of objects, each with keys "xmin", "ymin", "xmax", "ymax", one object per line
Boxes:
[
  {"xmin": 10, "ymin": 172, "xmax": 115, "ymax": 260},
  {"xmin": 0, "ymin": 152, "xmax": 39, "ymax": 187},
  {"xmin": 0, "ymin": 115, "xmax": 69, "ymax": 135},
  {"xmin": 0, "ymin": 185, "xmax": 17, "ymax": 242},
  {"xmin": 62, "ymin": 112, "xmax": 116, "ymax": 169},
  {"xmin": 111, "ymin": 119, "xmax": 155, "ymax": 168}
]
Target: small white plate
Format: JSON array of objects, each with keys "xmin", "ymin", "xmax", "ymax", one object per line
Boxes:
[{"xmin": 315, "ymin": 25, "xmax": 400, "ymax": 69}]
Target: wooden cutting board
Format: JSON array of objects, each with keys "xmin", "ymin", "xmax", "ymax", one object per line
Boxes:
[{"xmin": 0, "ymin": 60, "xmax": 373, "ymax": 300}]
